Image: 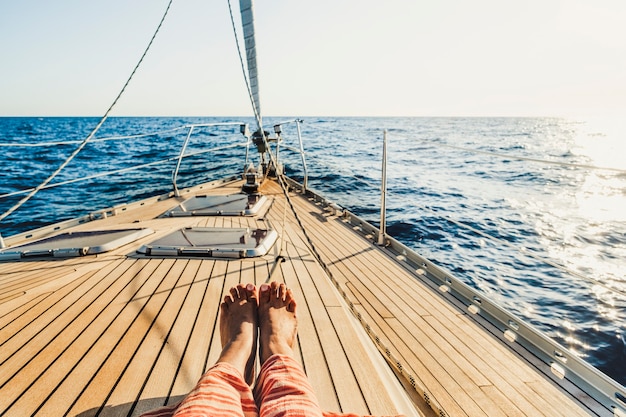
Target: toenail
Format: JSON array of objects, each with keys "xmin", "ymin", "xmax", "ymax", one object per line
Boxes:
[
  {"xmin": 260, "ymin": 284, "xmax": 269, "ymax": 292},
  {"xmin": 247, "ymin": 283, "xmax": 255, "ymax": 291}
]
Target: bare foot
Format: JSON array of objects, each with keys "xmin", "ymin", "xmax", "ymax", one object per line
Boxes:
[
  {"xmin": 218, "ymin": 283, "xmax": 258, "ymax": 385},
  {"xmin": 258, "ymin": 281, "xmax": 298, "ymax": 364}
]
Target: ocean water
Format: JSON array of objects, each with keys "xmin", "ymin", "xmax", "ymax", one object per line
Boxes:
[{"xmin": 1, "ymin": 116, "xmax": 625, "ymax": 386}]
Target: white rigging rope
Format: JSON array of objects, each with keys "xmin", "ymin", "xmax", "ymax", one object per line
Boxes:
[{"xmin": 0, "ymin": 0, "xmax": 174, "ymax": 224}]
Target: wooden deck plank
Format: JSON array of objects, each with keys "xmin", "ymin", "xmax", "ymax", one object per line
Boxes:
[
  {"xmin": 479, "ymin": 385, "xmax": 526, "ymax": 417},
  {"xmin": 372, "ymin": 247, "xmax": 544, "ymax": 383},
  {"xmin": 0, "ymin": 178, "xmax": 602, "ymax": 417},
  {"xmin": 0, "ymin": 257, "xmax": 118, "ymax": 305},
  {"xmin": 373, "ymin": 245, "xmax": 595, "ymax": 416},
  {"xmin": 280, "ymin": 244, "xmax": 340, "ymax": 412},
  {"xmin": 0, "ymin": 266, "xmax": 70, "ymax": 303},
  {"xmin": 0, "ymin": 258, "xmax": 154, "ymax": 415},
  {"xmin": 266, "ymin": 184, "xmax": 488, "ymax": 415},
  {"xmin": 62, "ymin": 259, "xmax": 166, "ymax": 414},
  {"xmin": 264, "ymin": 195, "xmax": 363, "ymax": 302},
  {"xmin": 280, "ymin": 186, "xmax": 599, "ymax": 417},
  {"xmin": 0, "ymin": 269, "xmax": 90, "ymax": 347},
  {"xmin": 369, "ymin": 251, "xmax": 569, "ymax": 415},
  {"xmin": 0, "ymin": 261, "xmax": 31, "ymax": 274},
  {"xmin": 295, "ymin": 199, "xmax": 452, "ymax": 318},
  {"xmin": 128, "ymin": 259, "xmax": 205, "ymax": 415},
  {"xmin": 387, "ymin": 317, "xmax": 485, "ymax": 417},
  {"xmin": 0, "ymin": 258, "xmax": 88, "ymax": 276},
  {"xmin": 61, "ymin": 259, "xmax": 180, "ymax": 416},
  {"xmin": 423, "ymin": 313, "xmax": 591, "ymax": 417},
  {"xmin": 102, "ymin": 259, "xmax": 199, "ymax": 416},
  {"xmin": 370, "ymin": 255, "xmax": 581, "ymax": 413},
  {"xmin": 282, "ymin": 202, "xmax": 488, "ymax": 415},
  {"xmin": 421, "ymin": 314, "xmax": 547, "ymax": 416},
  {"xmin": 0, "ymin": 291, "xmax": 49, "ymax": 331},
  {"xmin": 242, "ymin": 258, "xmax": 263, "ymax": 286},
  {"xmin": 283, "ymin": 227, "xmax": 370, "ymax": 415},
  {"xmin": 349, "ymin": 287, "xmax": 471, "ymax": 417},
  {"xmin": 0, "ymin": 263, "xmax": 67, "ymax": 289},
  {"xmin": 166, "ymin": 259, "xmax": 224, "ymax": 403},
  {"xmin": 287, "ymin": 196, "xmax": 446, "ymax": 319},
  {"xmin": 524, "ymin": 380, "xmax": 582, "ymax": 417},
  {"xmin": 312, "ymin": 237, "xmax": 508, "ymax": 396},
  {"xmin": 0, "ymin": 259, "xmax": 128, "ymax": 384},
  {"xmin": 326, "ymin": 305, "xmax": 402, "ymax": 415},
  {"xmin": 303, "ymin": 312, "xmax": 368, "ymax": 415},
  {"xmin": 294, "ymin": 208, "xmax": 504, "ymax": 414},
  {"xmin": 451, "ymin": 310, "xmax": 542, "ymax": 383},
  {"xmin": 278, "ymin": 213, "xmax": 410, "ymax": 414},
  {"xmin": 372, "ymin": 242, "xmax": 560, "ymax": 381},
  {"xmin": 0, "ymin": 260, "xmax": 115, "ymax": 353}
]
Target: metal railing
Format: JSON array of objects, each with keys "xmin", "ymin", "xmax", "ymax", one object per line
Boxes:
[
  {"xmin": 0, "ymin": 118, "xmax": 313, "ymax": 243},
  {"xmin": 285, "ymin": 175, "xmax": 626, "ymax": 416},
  {"xmin": 0, "ymin": 122, "xmax": 251, "ymax": 204},
  {"xmin": 279, "ymin": 128, "xmax": 626, "ymax": 415},
  {"xmin": 272, "ymin": 119, "xmax": 307, "ymax": 191},
  {"xmin": 171, "ymin": 122, "xmax": 248, "ymax": 196}
]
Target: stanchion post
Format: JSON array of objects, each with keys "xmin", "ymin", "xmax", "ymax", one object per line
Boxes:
[{"xmin": 377, "ymin": 130, "xmax": 388, "ymax": 246}]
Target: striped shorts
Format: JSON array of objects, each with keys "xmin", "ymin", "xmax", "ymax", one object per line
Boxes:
[{"xmin": 141, "ymin": 354, "xmax": 401, "ymax": 417}]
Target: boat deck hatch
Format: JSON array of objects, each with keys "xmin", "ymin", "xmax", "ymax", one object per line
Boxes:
[
  {"xmin": 0, "ymin": 228, "xmax": 154, "ymax": 260},
  {"xmin": 136, "ymin": 227, "xmax": 278, "ymax": 258},
  {"xmin": 164, "ymin": 193, "xmax": 268, "ymax": 217}
]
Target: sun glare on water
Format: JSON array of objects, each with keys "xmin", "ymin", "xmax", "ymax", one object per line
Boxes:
[{"xmin": 573, "ymin": 117, "xmax": 626, "ymax": 224}]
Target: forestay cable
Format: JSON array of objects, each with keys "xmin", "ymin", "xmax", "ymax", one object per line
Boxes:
[
  {"xmin": 226, "ymin": 6, "xmax": 448, "ymax": 408},
  {"xmin": 226, "ymin": 12, "xmax": 423, "ymax": 401},
  {"xmin": 227, "ymin": 0, "xmax": 263, "ymax": 131},
  {"xmin": 0, "ymin": 0, "xmax": 174, "ymax": 223}
]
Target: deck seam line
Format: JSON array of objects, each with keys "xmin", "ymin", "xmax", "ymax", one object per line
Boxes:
[{"xmin": 278, "ymin": 184, "xmax": 449, "ymax": 417}]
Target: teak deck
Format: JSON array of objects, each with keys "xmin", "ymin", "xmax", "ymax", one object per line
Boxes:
[{"xmin": 0, "ymin": 178, "xmax": 597, "ymax": 416}]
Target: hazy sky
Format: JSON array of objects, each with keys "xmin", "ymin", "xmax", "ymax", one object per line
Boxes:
[{"xmin": 1, "ymin": 0, "xmax": 625, "ymax": 117}]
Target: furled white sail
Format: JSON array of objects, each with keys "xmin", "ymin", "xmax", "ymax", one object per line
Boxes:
[{"xmin": 239, "ymin": 0, "xmax": 262, "ymax": 128}]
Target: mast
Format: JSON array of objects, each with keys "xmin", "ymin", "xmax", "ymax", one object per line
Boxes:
[{"xmin": 239, "ymin": 0, "xmax": 262, "ymax": 129}]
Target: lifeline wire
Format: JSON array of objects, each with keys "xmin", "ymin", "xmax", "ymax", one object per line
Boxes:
[
  {"xmin": 436, "ymin": 141, "xmax": 626, "ymax": 174},
  {"xmin": 280, "ymin": 143, "xmax": 626, "ymax": 299},
  {"xmin": 0, "ymin": 126, "xmax": 187, "ymax": 147},
  {"xmin": 0, "ymin": 142, "xmax": 247, "ymax": 200},
  {"xmin": 276, "ymin": 135, "xmax": 624, "ymax": 414},
  {"xmin": 0, "ymin": 0, "xmax": 174, "ymax": 224}
]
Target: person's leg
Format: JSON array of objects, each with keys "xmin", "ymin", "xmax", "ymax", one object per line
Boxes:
[
  {"xmin": 218, "ymin": 283, "xmax": 259, "ymax": 386},
  {"xmin": 254, "ymin": 281, "xmax": 324, "ymax": 417},
  {"xmin": 253, "ymin": 282, "xmax": 406, "ymax": 417},
  {"xmin": 140, "ymin": 283, "xmax": 259, "ymax": 417}
]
